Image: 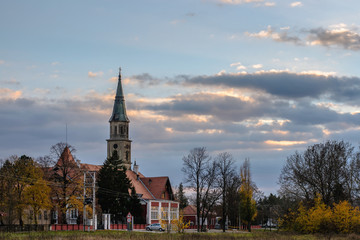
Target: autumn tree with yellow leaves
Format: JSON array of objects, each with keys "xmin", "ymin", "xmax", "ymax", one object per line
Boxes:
[
  {"xmin": 0, "ymin": 155, "xmax": 51, "ymax": 225},
  {"xmin": 24, "ymin": 178, "xmax": 52, "ymax": 225},
  {"xmin": 239, "ymin": 159, "xmax": 257, "ymax": 232}
]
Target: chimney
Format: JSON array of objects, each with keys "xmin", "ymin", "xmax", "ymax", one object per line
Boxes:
[
  {"xmin": 133, "ymin": 161, "xmax": 139, "ymax": 174},
  {"xmin": 133, "ymin": 161, "xmax": 139, "ymax": 180},
  {"xmin": 76, "ymin": 159, "xmax": 81, "ymax": 168}
]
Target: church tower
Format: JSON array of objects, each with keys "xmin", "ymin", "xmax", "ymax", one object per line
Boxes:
[{"xmin": 107, "ymin": 68, "xmax": 132, "ymax": 169}]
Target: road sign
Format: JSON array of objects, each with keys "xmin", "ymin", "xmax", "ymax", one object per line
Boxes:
[{"xmin": 127, "ymin": 212, "xmax": 132, "ymax": 223}]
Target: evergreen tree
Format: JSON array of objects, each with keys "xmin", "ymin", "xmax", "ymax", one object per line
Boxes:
[
  {"xmin": 128, "ymin": 187, "xmax": 144, "ymax": 223},
  {"xmin": 176, "ymin": 183, "xmax": 188, "ymax": 210},
  {"xmin": 97, "ymin": 151, "xmax": 140, "ymax": 223}
]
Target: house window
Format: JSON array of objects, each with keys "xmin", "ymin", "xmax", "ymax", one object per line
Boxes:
[
  {"xmin": 151, "ymin": 206, "xmax": 158, "ymax": 220},
  {"xmin": 39, "ymin": 211, "xmax": 42, "ymax": 220},
  {"xmin": 70, "ymin": 209, "xmax": 77, "ymax": 219},
  {"xmin": 170, "ymin": 207, "xmax": 178, "ymax": 220},
  {"xmin": 161, "ymin": 192, "xmax": 165, "ymax": 199},
  {"xmin": 161, "ymin": 207, "xmax": 169, "ymax": 220},
  {"xmin": 53, "ymin": 211, "xmax": 58, "ymax": 220},
  {"xmin": 114, "ymin": 126, "xmax": 117, "ymax": 135},
  {"xmin": 44, "ymin": 211, "xmax": 48, "ymax": 220}
]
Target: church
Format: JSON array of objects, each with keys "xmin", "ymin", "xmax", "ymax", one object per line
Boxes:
[
  {"xmin": 103, "ymin": 68, "xmax": 179, "ymax": 224},
  {"xmin": 52, "ymin": 69, "xmax": 179, "ymax": 226}
]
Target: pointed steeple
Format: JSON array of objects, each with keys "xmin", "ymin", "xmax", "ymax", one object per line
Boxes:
[{"xmin": 109, "ymin": 67, "xmax": 129, "ymax": 122}]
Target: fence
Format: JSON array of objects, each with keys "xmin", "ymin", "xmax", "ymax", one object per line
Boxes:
[
  {"xmin": 50, "ymin": 224, "xmax": 94, "ymax": 231},
  {"xmin": 0, "ymin": 224, "xmax": 262, "ymax": 232}
]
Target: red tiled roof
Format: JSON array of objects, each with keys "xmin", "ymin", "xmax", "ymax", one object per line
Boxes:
[
  {"xmin": 183, "ymin": 205, "xmax": 197, "ymax": 216},
  {"xmin": 140, "ymin": 177, "xmax": 169, "ymax": 199},
  {"xmin": 56, "ymin": 146, "xmax": 75, "ymax": 166},
  {"xmin": 80, "ymin": 163, "xmax": 102, "ymax": 172},
  {"xmin": 126, "ymin": 170, "xmax": 155, "ymax": 200}
]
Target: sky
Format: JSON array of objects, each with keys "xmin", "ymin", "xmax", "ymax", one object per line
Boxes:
[{"xmin": 1, "ymin": 0, "xmax": 360, "ymax": 195}]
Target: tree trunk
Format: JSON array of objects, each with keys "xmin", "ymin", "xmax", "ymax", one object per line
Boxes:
[
  {"xmin": 196, "ymin": 185, "xmax": 200, "ymax": 232},
  {"xmin": 18, "ymin": 209, "xmax": 23, "ymax": 226},
  {"xmin": 222, "ymin": 181, "xmax": 226, "ymax": 232}
]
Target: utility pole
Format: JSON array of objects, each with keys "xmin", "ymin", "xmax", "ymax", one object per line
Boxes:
[{"xmin": 83, "ymin": 171, "xmax": 86, "ymax": 231}]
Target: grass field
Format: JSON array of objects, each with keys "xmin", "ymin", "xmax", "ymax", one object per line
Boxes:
[{"xmin": 1, "ymin": 230, "xmax": 360, "ymax": 240}]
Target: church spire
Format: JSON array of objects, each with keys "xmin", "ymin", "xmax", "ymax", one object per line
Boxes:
[{"xmin": 109, "ymin": 67, "xmax": 129, "ymax": 122}]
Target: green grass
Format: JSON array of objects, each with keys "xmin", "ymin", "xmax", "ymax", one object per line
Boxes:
[{"xmin": 1, "ymin": 230, "xmax": 360, "ymax": 240}]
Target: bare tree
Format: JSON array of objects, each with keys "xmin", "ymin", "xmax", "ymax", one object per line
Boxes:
[
  {"xmin": 50, "ymin": 142, "xmax": 77, "ymax": 161},
  {"xmin": 182, "ymin": 147, "xmax": 220, "ymax": 232},
  {"xmin": 215, "ymin": 152, "xmax": 236, "ymax": 232},
  {"xmin": 49, "ymin": 142, "xmax": 83, "ymax": 224},
  {"xmin": 36, "ymin": 155, "xmax": 55, "ymax": 180},
  {"xmin": 279, "ymin": 140, "xmax": 360, "ymax": 206}
]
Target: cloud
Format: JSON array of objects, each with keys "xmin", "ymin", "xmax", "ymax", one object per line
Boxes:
[
  {"xmin": 109, "ymin": 76, "xmax": 118, "ymax": 82},
  {"xmin": 0, "ymin": 60, "xmax": 5, "ymax": 65},
  {"xmin": 0, "ymin": 88, "xmax": 22, "ymax": 100},
  {"xmin": 88, "ymin": 71, "xmax": 104, "ymax": 78},
  {"xmin": 131, "ymin": 73, "xmax": 162, "ymax": 86},
  {"xmin": 252, "ymin": 64, "xmax": 263, "ymax": 69},
  {"xmin": 219, "ymin": 0, "xmax": 264, "ymax": 4},
  {"xmin": 245, "ymin": 26, "xmax": 302, "ymax": 44},
  {"xmin": 246, "ymin": 24, "xmax": 360, "ymax": 51},
  {"xmin": 183, "ymin": 71, "xmax": 360, "ymax": 107},
  {"xmin": 1, "ymin": 78, "xmax": 20, "ymax": 85},
  {"xmin": 290, "ymin": 1, "xmax": 302, "ymax": 7},
  {"xmin": 264, "ymin": 2, "xmax": 275, "ymax": 7},
  {"xmin": 308, "ymin": 25, "xmax": 360, "ymax": 50},
  {"xmin": 230, "ymin": 62, "xmax": 247, "ymax": 70},
  {"xmin": 217, "ymin": 0, "xmax": 275, "ymax": 6},
  {"xmin": 33, "ymin": 88, "xmax": 51, "ymax": 95}
]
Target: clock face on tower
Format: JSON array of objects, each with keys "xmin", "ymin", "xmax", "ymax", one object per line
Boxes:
[{"xmin": 113, "ymin": 144, "xmax": 118, "ymax": 149}]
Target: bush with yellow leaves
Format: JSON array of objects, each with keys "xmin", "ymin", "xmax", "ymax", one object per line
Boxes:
[{"xmin": 280, "ymin": 195, "xmax": 360, "ymax": 234}]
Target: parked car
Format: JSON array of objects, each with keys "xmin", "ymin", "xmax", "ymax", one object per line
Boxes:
[{"xmin": 146, "ymin": 223, "xmax": 164, "ymax": 231}]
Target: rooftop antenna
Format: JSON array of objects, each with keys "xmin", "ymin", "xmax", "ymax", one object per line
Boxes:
[{"xmin": 66, "ymin": 123, "xmax": 68, "ymax": 147}]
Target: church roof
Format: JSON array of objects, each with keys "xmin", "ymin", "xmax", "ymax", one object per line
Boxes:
[
  {"xmin": 109, "ymin": 68, "xmax": 129, "ymax": 123},
  {"xmin": 56, "ymin": 146, "xmax": 75, "ymax": 166}
]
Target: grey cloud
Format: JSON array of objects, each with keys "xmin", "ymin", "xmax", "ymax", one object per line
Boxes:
[
  {"xmin": 131, "ymin": 73, "xmax": 162, "ymax": 86},
  {"xmin": 308, "ymin": 27, "xmax": 360, "ymax": 51},
  {"xmin": 138, "ymin": 90, "xmax": 360, "ymax": 130},
  {"xmin": 0, "ymin": 97, "xmax": 109, "ymax": 164},
  {"xmin": 247, "ymin": 25, "xmax": 360, "ymax": 51},
  {"xmin": 145, "ymin": 92, "xmax": 272, "ymax": 121},
  {"xmin": 1, "ymin": 79, "xmax": 21, "ymax": 85},
  {"xmin": 185, "ymin": 72, "xmax": 360, "ymax": 103}
]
